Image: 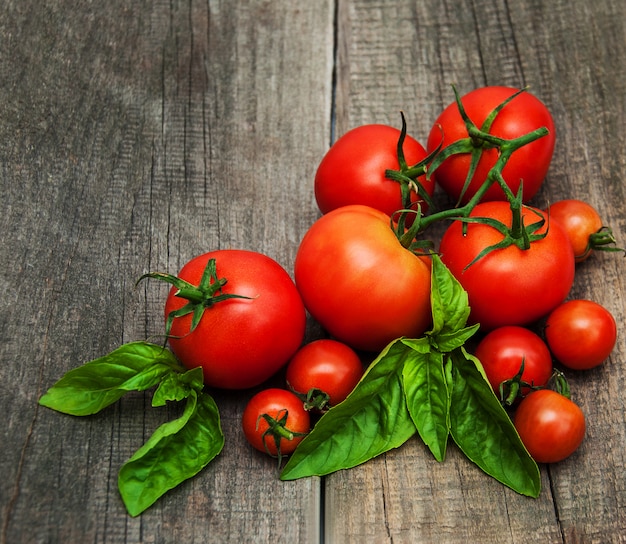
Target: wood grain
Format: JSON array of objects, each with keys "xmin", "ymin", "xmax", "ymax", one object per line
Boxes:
[{"xmin": 1, "ymin": 0, "xmax": 624, "ymax": 542}]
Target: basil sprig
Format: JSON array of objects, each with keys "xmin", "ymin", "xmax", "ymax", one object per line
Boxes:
[
  {"xmin": 281, "ymin": 255, "xmax": 540, "ymax": 498},
  {"xmin": 39, "ymin": 342, "xmax": 225, "ymax": 516}
]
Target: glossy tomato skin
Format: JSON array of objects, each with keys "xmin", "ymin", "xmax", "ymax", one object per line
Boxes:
[
  {"xmin": 514, "ymin": 389, "xmax": 586, "ymax": 463},
  {"xmin": 547, "ymin": 199, "xmax": 603, "ymax": 262},
  {"xmin": 439, "ymin": 201, "xmax": 575, "ymax": 331},
  {"xmin": 474, "ymin": 326, "xmax": 553, "ymax": 397},
  {"xmin": 315, "ymin": 125, "xmax": 434, "ymax": 217},
  {"xmin": 545, "ymin": 300, "xmax": 617, "ymax": 370},
  {"xmin": 165, "ymin": 250, "xmax": 306, "ymax": 389},
  {"xmin": 427, "ymin": 86, "xmax": 555, "ymax": 204},
  {"xmin": 295, "ymin": 205, "xmax": 432, "ymax": 352},
  {"xmin": 242, "ymin": 388, "xmax": 310, "ymax": 456},
  {"xmin": 286, "ymin": 339, "xmax": 364, "ymax": 407}
]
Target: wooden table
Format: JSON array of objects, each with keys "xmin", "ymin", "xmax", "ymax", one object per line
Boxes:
[{"xmin": 2, "ymin": 1, "xmax": 625, "ymax": 542}]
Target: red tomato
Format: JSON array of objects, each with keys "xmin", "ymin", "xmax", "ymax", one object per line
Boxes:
[
  {"xmin": 545, "ymin": 300, "xmax": 617, "ymax": 370},
  {"xmin": 242, "ymin": 388, "xmax": 310, "ymax": 457},
  {"xmin": 315, "ymin": 124, "xmax": 434, "ymax": 218},
  {"xmin": 162, "ymin": 250, "xmax": 306, "ymax": 389},
  {"xmin": 514, "ymin": 389, "xmax": 586, "ymax": 463},
  {"xmin": 295, "ymin": 205, "xmax": 432, "ymax": 352},
  {"xmin": 474, "ymin": 326, "xmax": 553, "ymax": 399},
  {"xmin": 438, "ymin": 201, "xmax": 575, "ymax": 330},
  {"xmin": 427, "ymin": 86, "xmax": 555, "ymax": 204},
  {"xmin": 547, "ymin": 199, "xmax": 604, "ymax": 262},
  {"xmin": 286, "ymin": 339, "xmax": 364, "ymax": 408}
]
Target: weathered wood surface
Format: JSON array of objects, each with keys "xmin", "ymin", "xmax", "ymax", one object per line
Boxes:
[{"xmin": 1, "ymin": 0, "xmax": 624, "ymax": 542}]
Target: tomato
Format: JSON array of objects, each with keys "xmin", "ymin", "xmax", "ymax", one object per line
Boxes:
[
  {"xmin": 295, "ymin": 205, "xmax": 432, "ymax": 352},
  {"xmin": 547, "ymin": 199, "xmax": 604, "ymax": 262},
  {"xmin": 427, "ymin": 86, "xmax": 555, "ymax": 204},
  {"xmin": 242, "ymin": 388, "xmax": 310, "ymax": 457},
  {"xmin": 514, "ymin": 389, "xmax": 586, "ymax": 463},
  {"xmin": 315, "ymin": 124, "xmax": 434, "ymax": 218},
  {"xmin": 474, "ymin": 326, "xmax": 553, "ymax": 400},
  {"xmin": 438, "ymin": 201, "xmax": 575, "ymax": 330},
  {"xmin": 286, "ymin": 339, "xmax": 364, "ymax": 409},
  {"xmin": 160, "ymin": 250, "xmax": 306, "ymax": 389},
  {"xmin": 545, "ymin": 300, "xmax": 617, "ymax": 370}
]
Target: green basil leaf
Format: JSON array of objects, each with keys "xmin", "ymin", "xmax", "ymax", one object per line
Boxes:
[
  {"xmin": 429, "ymin": 254, "xmax": 472, "ymax": 341},
  {"xmin": 401, "ymin": 342, "xmax": 450, "ymax": 462},
  {"xmin": 280, "ymin": 339, "xmax": 417, "ymax": 480},
  {"xmin": 152, "ymin": 366, "xmax": 205, "ymax": 407},
  {"xmin": 447, "ymin": 347, "xmax": 541, "ymax": 497},
  {"xmin": 39, "ymin": 342, "xmax": 185, "ymax": 416},
  {"xmin": 118, "ymin": 390, "xmax": 224, "ymax": 516}
]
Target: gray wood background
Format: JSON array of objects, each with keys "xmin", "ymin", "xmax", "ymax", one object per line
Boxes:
[{"xmin": 1, "ymin": 0, "xmax": 624, "ymax": 542}]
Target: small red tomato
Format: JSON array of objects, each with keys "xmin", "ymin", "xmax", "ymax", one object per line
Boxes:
[
  {"xmin": 286, "ymin": 339, "xmax": 364, "ymax": 409},
  {"xmin": 547, "ymin": 200, "xmax": 603, "ymax": 262},
  {"xmin": 545, "ymin": 300, "xmax": 617, "ymax": 370},
  {"xmin": 474, "ymin": 326, "xmax": 553, "ymax": 401},
  {"xmin": 514, "ymin": 389, "xmax": 586, "ymax": 463},
  {"xmin": 242, "ymin": 389, "xmax": 310, "ymax": 457}
]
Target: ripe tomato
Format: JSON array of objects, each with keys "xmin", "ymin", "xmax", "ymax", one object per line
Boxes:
[
  {"xmin": 286, "ymin": 339, "xmax": 364, "ymax": 409},
  {"xmin": 547, "ymin": 199, "xmax": 604, "ymax": 262},
  {"xmin": 161, "ymin": 250, "xmax": 306, "ymax": 389},
  {"xmin": 427, "ymin": 86, "xmax": 555, "ymax": 204},
  {"xmin": 545, "ymin": 300, "xmax": 617, "ymax": 370},
  {"xmin": 295, "ymin": 205, "xmax": 432, "ymax": 352},
  {"xmin": 474, "ymin": 326, "xmax": 553, "ymax": 400},
  {"xmin": 438, "ymin": 201, "xmax": 575, "ymax": 330},
  {"xmin": 314, "ymin": 124, "xmax": 434, "ymax": 218},
  {"xmin": 514, "ymin": 389, "xmax": 586, "ymax": 463},
  {"xmin": 242, "ymin": 388, "xmax": 310, "ymax": 457}
]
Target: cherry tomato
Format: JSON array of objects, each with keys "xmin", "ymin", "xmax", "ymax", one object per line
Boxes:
[
  {"xmin": 545, "ymin": 300, "xmax": 617, "ymax": 370},
  {"xmin": 315, "ymin": 124, "xmax": 434, "ymax": 217},
  {"xmin": 514, "ymin": 389, "xmax": 586, "ymax": 463},
  {"xmin": 427, "ymin": 86, "xmax": 555, "ymax": 204},
  {"xmin": 547, "ymin": 199, "xmax": 604, "ymax": 262},
  {"xmin": 474, "ymin": 326, "xmax": 553, "ymax": 400},
  {"xmin": 439, "ymin": 201, "xmax": 575, "ymax": 330},
  {"xmin": 161, "ymin": 250, "xmax": 306, "ymax": 389},
  {"xmin": 286, "ymin": 339, "xmax": 364, "ymax": 409},
  {"xmin": 242, "ymin": 388, "xmax": 310, "ymax": 457},
  {"xmin": 295, "ymin": 204, "xmax": 432, "ymax": 352}
]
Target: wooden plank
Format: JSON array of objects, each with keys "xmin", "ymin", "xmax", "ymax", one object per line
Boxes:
[
  {"xmin": 0, "ymin": 0, "xmax": 332, "ymax": 542},
  {"xmin": 327, "ymin": 0, "xmax": 626, "ymax": 542}
]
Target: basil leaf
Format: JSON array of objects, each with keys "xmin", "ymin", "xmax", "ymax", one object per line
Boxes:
[
  {"xmin": 280, "ymin": 339, "xmax": 417, "ymax": 480},
  {"xmin": 429, "ymin": 254, "xmax": 472, "ymax": 343},
  {"xmin": 39, "ymin": 342, "xmax": 185, "ymax": 416},
  {"xmin": 447, "ymin": 347, "xmax": 541, "ymax": 497},
  {"xmin": 152, "ymin": 366, "xmax": 205, "ymax": 407},
  {"xmin": 118, "ymin": 390, "xmax": 224, "ymax": 516},
  {"xmin": 401, "ymin": 341, "xmax": 450, "ymax": 462}
]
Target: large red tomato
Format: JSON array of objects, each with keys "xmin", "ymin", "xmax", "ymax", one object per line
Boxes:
[
  {"xmin": 162, "ymin": 250, "xmax": 306, "ymax": 389},
  {"xmin": 315, "ymin": 124, "xmax": 434, "ymax": 218},
  {"xmin": 439, "ymin": 201, "xmax": 575, "ymax": 330},
  {"xmin": 295, "ymin": 205, "xmax": 432, "ymax": 352},
  {"xmin": 427, "ymin": 86, "xmax": 555, "ymax": 204}
]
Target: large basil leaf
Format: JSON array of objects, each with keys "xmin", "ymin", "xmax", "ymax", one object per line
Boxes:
[
  {"xmin": 401, "ymin": 339, "xmax": 450, "ymax": 462},
  {"xmin": 447, "ymin": 347, "xmax": 541, "ymax": 497},
  {"xmin": 280, "ymin": 339, "xmax": 417, "ymax": 480},
  {"xmin": 118, "ymin": 390, "xmax": 224, "ymax": 516},
  {"xmin": 39, "ymin": 342, "xmax": 185, "ymax": 416}
]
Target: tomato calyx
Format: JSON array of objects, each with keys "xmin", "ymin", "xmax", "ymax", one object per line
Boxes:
[
  {"xmin": 384, "ymin": 111, "xmax": 438, "ymax": 212},
  {"xmin": 257, "ymin": 409, "xmax": 309, "ymax": 466},
  {"xmin": 138, "ymin": 258, "xmax": 254, "ymax": 338},
  {"xmin": 291, "ymin": 387, "xmax": 332, "ymax": 412},
  {"xmin": 586, "ymin": 226, "xmax": 625, "ymax": 259}
]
